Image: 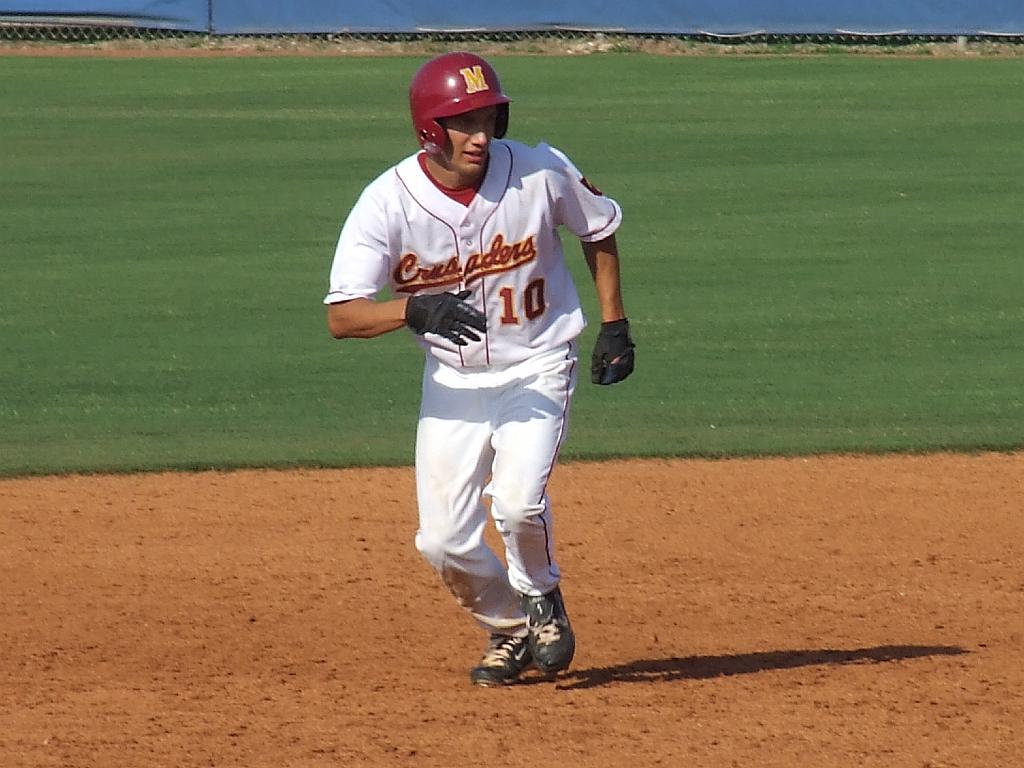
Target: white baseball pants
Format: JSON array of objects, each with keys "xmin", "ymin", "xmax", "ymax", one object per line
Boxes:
[{"xmin": 414, "ymin": 342, "xmax": 578, "ymax": 634}]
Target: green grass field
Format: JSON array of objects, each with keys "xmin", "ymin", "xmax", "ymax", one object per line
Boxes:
[{"xmin": 1, "ymin": 53, "xmax": 1022, "ymax": 476}]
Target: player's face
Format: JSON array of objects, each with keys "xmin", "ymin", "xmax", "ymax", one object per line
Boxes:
[{"xmin": 435, "ymin": 105, "xmax": 497, "ymax": 187}]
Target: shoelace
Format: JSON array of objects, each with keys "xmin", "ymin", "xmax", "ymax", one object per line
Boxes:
[
  {"xmin": 535, "ymin": 622, "xmax": 563, "ymax": 645},
  {"xmin": 482, "ymin": 637, "xmax": 522, "ymax": 666}
]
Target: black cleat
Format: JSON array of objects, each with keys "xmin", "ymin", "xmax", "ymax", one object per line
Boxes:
[
  {"xmin": 521, "ymin": 587, "xmax": 575, "ymax": 674},
  {"xmin": 470, "ymin": 633, "xmax": 533, "ymax": 687}
]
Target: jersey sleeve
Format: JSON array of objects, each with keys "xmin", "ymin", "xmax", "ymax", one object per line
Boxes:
[
  {"xmin": 543, "ymin": 144, "xmax": 622, "ymax": 243},
  {"xmin": 322, "ymin": 183, "xmax": 393, "ymax": 305}
]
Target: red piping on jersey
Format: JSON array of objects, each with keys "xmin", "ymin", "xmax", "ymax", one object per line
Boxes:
[
  {"xmin": 477, "ymin": 143, "xmax": 514, "ymax": 367},
  {"xmin": 395, "ymin": 165, "xmax": 467, "ymax": 367},
  {"xmin": 581, "ymin": 208, "xmax": 620, "ymax": 241},
  {"xmin": 480, "ymin": 277, "xmax": 490, "ymax": 366}
]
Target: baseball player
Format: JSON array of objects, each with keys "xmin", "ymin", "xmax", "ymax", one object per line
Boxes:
[{"xmin": 324, "ymin": 51, "xmax": 634, "ymax": 686}]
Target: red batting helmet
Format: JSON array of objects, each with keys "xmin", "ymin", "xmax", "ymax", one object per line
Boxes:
[{"xmin": 409, "ymin": 51, "xmax": 511, "ymax": 153}]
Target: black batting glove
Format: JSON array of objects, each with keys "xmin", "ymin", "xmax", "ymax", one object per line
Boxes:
[
  {"xmin": 591, "ymin": 318, "xmax": 635, "ymax": 385},
  {"xmin": 405, "ymin": 289, "xmax": 487, "ymax": 346}
]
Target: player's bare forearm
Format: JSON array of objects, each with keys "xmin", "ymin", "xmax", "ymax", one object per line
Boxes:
[
  {"xmin": 326, "ymin": 297, "xmax": 409, "ymax": 339},
  {"xmin": 582, "ymin": 235, "xmax": 627, "ymax": 322}
]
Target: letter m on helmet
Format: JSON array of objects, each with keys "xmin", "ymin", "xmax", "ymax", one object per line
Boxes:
[{"xmin": 459, "ymin": 66, "xmax": 489, "ymax": 94}]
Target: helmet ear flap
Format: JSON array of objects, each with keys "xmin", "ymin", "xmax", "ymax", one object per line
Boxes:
[
  {"xmin": 495, "ymin": 103, "xmax": 510, "ymax": 139},
  {"xmin": 419, "ymin": 119, "xmax": 446, "ymax": 154}
]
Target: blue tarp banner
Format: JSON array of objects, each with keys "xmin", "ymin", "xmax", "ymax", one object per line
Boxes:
[
  {"xmin": 2, "ymin": 1, "xmax": 1022, "ymax": 35},
  {"xmin": 0, "ymin": 1, "xmax": 206, "ymax": 29}
]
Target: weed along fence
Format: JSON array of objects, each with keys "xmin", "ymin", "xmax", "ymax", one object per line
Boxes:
[{"xmin": 1, "ymin": 1, "xmax": 1023, "ymax": 40}]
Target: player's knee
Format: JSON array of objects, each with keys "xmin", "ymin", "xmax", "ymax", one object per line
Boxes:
[
  {"xmin": 490, "ymin": 493, "xmax": 546, "ymax": 534},
  {"xmin": 415, "ymin": 529, "xmax": 462, "ymax": 572}
]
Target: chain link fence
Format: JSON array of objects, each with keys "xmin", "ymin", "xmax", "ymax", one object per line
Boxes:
[{"xmin": 2, "ymin": 20, "xmax": 1023, "ymax": 48}]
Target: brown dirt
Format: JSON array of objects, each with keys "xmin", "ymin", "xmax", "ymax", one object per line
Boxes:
[
  {"xmin": 3, "ymin": 37, "xmax": 1024, "ymax": 59},
  {"xmin": 1, "ymin": 453, "xmax": 1022, "ymax": 767}
]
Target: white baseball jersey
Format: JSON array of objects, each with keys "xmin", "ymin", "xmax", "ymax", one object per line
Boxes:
[{"xmin": 323, "ymin": 139, "xmax": 622, "ymax": 368}]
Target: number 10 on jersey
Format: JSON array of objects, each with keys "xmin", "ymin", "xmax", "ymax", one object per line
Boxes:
[{"xmin": 498, "ymin": 278, "xmax": 546, "ymax": 325}]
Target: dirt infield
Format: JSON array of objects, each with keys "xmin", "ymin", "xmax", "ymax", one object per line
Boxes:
[{"xmin": 1, "ymin": 453, "xmax": 1022, "ymax": 767}]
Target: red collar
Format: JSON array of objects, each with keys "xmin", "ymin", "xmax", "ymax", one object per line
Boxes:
[{"xmin": 417, "ymin": 153, "xmax": 480, "ymax": 207}]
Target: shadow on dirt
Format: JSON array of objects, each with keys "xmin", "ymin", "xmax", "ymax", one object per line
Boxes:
[{"xmin": 543, "ymin": 645, "xmax": 969, "ymax": 690}]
